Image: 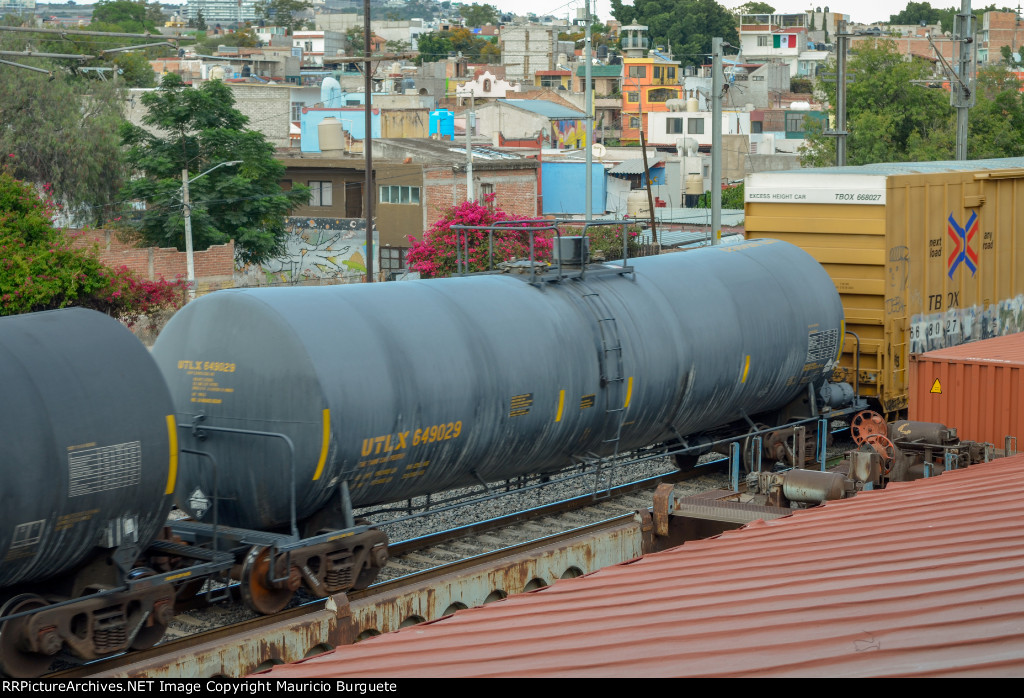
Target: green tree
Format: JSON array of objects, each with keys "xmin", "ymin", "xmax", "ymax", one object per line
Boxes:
[
  {"xmin": 800, "ymin": 41, "xmax": 953, "ymax": 166},
  {"xmin": 255, "ymin": 0, "xmax": 312, "ymax": 32},
  {"xmin": 194, "ymin": 9, "xmax": 207, "ymax": 30},
  {"xmin": 610, "ymin": 0, "xmax": 738, "ymax": 70},
  {"xmin": 1001, "ymin": 44, "xmax": 1022, "ymax": 67},
  {"xmin": 112, "ymin": 50, "xmax": 157, "ymax": 87},
  {"xmin": 0, "ymin": 33, "xmax": 126, "ymax": 222},
  {"xmin": 414, "ymin": 31, "xmax": 453, "ymax": 64},
  {"xmin": 90, "ymin": 0, "xmax": 158, "ymax": 33},
  {"xmin": 459, "ymin": 3, "xmax": 498, "ymax": 27},
  {"xmin": 118, "ymin": 74, "xmax": 309, "ymax": 265},
  {"xmin": 732, "ymin": 2, "xmax": 775, "ymax": 18},
  {"xmin": 696, "ymin": 182, "xmax": 744, "ymax": 209},
  {"xmin": 0, "ymin": 170, "xmax": 184, "ymax": 320}
]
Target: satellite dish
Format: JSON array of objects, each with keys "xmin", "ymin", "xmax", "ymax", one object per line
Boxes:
[{"xmin": 592, "ymin": 143, "xmax": 607, "ymax": 159}]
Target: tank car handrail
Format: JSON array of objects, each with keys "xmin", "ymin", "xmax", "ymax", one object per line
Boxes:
[
  {"xmin": 186, "ymin": 421, "xmax": 300, "ymax": 541},
  {"xmin": 450, "ymin": 220, "xmax": 638, "ymax": 282},
  {"xmin": 450, "ymin": 222, "xmax": 559, "ymax": 283}
]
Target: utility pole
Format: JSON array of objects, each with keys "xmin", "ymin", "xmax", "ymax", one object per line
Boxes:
[
  {"xmin": 711, "ymin": 37, "xmax": 723, "ymax": 245},
  {"xmin": 835, "ymin": 20, "xmax": 848, "ymax": 166},
  {"xmin": 182, "ymin": 168, "xmax": 196, "ymax": 300},
  {"xmin": 466, "ymin": 90, "xmax": 474, "ymax": 201},
  {"xmin": 953, "ymin": 0, "xmax": 975, "ymax": 160},
  {"xmin": 363, "ymin": 0, "xmax": 374, "ymax": 282},
  {"xmin": 584, "ymin": 0, "xmax": 593, "ymax": 222}
]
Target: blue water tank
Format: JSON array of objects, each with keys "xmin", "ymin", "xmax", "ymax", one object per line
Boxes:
[{"xmin": 429, "ymin": 109, "xmax": 455, "ymax": 141}]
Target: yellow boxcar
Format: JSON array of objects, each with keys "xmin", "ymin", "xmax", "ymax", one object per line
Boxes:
[{"xmin": 745, "ymin": 159, "xmax": 1024, "ymax": 415}]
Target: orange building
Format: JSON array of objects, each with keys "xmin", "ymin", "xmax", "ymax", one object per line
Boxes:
[{"xmin": 619, "ymin": 21, "xmax": 682, "ymax": 143}]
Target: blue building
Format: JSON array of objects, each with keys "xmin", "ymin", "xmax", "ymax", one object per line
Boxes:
[{"xmin": 541, "ymin": 162, "xmax": 606, "ymax": 216}]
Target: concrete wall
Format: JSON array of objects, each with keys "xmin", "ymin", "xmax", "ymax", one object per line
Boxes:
[
  {"xmin": 236, "ymin": 217, "xmax": 378, "ymax": 285},
  {"xmin": 228, "ymin": 84, "xmax": 292, "ymax": 148}
]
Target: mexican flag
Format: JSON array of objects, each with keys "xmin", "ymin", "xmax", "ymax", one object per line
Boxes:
[{"xmin": 773, "ymin": 34, "xmax": 796, "ymax": 48}]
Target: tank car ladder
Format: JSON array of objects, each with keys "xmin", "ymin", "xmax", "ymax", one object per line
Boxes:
[{"xmin": 580, "ymin": 289, "xmax": 628, "ymax": 498}]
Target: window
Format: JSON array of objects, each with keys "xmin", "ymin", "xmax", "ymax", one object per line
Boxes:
[
  {"xmin": 757, "ymin": 35, "xmax": 770, "ymax": 47},
  {"xmin": 752, "ymin": 75, "xmax": 765, "ymax": 81},
  {"xmin": 629, "ymin": 116, "xmax": 641, "ymax": 129},
  {"xmin": 627, "ymin": 91, "xmax": 639, "ymax": 103},
  {"xmin": 380, "ymin": 247, "xmax": 406, "ymax": 276},
  {"xmin": 751, "ymin": 121, "xmax": 763, "ymax": 134},
  {"xmin": 480, "ymin": 183, "xmax": 495, "ymax": 198},
  {"xmin": 666, "ymin": 67, "xmax": 676, "ymax": 80},
  {"xmin": 786, "ymin": 113, "xmax": 807, "ymax": 133},
  {"xmin": 647, "ymin": 87, "xmax": 675, "ymax": 102},
  {"xmin": 666, "ymin": 117, "xmax": 684, "ymax": 134},
  {"xmin": 380, "ymin": 185, "xmax": 421, "ymax": 205},
  {"xmin": 653, "ymin": 66, "xmax": 662, "ymax": 79},
  {"xmin": 303, "ymin": 41, "xmax": 313, "ymax": 51},
  {"xmin": 688, "ymin": 119, "xmax": 705, "ymax": 134},
  {"xmin": 627, "ymin": 65, "xmax": 646, "ymax": 78},
  {"xmin": 291, "ymin": 102, "xmax": 303, "ymax": 121},
  {"xmin": 309, "ymin": 181, "xmax": 332, "ymax": 207}
]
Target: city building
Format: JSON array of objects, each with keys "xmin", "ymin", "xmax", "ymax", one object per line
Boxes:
[
  {"xmin": 619, "ymin": 21, "xmax": 683, "ymax": 144},
  {"xmin": 184, "ymin": 0, "xmax": 259, "ymax": 25}
]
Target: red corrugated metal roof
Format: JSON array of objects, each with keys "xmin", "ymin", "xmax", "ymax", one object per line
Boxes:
[
  {"xmin": 259, "ymin": 458, "xmax": 1024, "ymax": 678},
  {"xmin": 920, "ymin": 332, "xmax": 1024, "ymax": 365}
]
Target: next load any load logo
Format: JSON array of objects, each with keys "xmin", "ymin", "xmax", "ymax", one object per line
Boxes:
[{"xmin": 947, "ymin": 211, "xmax": 979, "ymax": 279}]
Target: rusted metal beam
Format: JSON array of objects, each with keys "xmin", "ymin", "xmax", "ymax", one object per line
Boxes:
[{"xmin": 70, "ymin": 517, "xmax": 647, "ymax": 678}]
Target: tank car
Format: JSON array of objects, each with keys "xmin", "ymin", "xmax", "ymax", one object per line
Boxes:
[
  {"xmin": 152, "ymin": 238, "xmax": 854, "ymax": 609},
  {"xmin": 0, "ymin": 308, "xmax": 180, "ymax": 677}
]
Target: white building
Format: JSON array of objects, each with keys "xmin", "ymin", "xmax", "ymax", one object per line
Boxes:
[
  {"xmin": 646, "ymin": 110, "xmax": 751, "ymax": 148},
  {"xmin": 455, "ymin": 71, "xmax": 522, "ymax": 101},
  {"xmin": 292, "ymin": 30, "xmax": 344, "ymax": 67},
  {"xmin": 738, "ymin": 14, "xmax": 830, "ymax": 78},
  {"xmin": 184, "ymin": 0, "xmax": 259, "ymax": 24}
]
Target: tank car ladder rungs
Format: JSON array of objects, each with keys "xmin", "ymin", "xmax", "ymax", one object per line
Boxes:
[{"xmin": 579, "ymin": 291, "xmax": 628, "ymax": 456}]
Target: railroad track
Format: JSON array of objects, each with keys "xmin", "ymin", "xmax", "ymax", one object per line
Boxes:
[
  {"xmin": 48, "ymin": 437, "xmax": 854, "ymax": 678},
  {"xmin": 49, "ymin": 462, "xmax": 725, "ymax": 678}
]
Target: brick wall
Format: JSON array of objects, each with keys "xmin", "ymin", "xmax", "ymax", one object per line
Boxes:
[
  {"xmin": 422, "ymin": 166, "xmax": 538, "ymax": 230},
  {"xmin": 69, "ymin": 229, "xmax": 235, "ymax": 293}
]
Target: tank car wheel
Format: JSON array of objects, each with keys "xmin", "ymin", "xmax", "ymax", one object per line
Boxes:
[
  {"xmin": 671, "ymin": 452, "xmax": 700, "ymax": 471},
  {"xmin": 0, "ymin": 594, "xmax": 53, "ymax": 678},
  {"xmin": 239, "ymin": 547, "xmax": 299, "ymax": 615},
  {"xmin": 850, "ymin": 410, "xmax": 887, "ymax": 445},
  {"xmin": 864, "ymin": 434, "xmax": 896, "ymax": 477},
  {"xmin": 125, "ymin": 568, "xmax": 172, "ymax": 650}
]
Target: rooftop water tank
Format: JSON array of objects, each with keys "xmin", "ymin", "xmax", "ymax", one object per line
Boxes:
[{"xmin": 318, "ymin": 117, "xmax": 345, "ymax": 152}]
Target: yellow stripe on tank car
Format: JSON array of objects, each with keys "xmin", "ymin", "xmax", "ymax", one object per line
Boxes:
[
  {"xmin": 313, "ymin": 408, "xmax": 331, "ymax": 481},
  {"xmin": 741, "ymin": 355, "xmax": 751, "ymax": 383},
  {"xmin": 165, "ymin": 414, "xmax": 178, "ymax": 495},
  {"xmin": 837, "ymin": 321, "xmax": 846, "ymax": 361},
  {"xmin": 555, "ymin": 389, "xmax": 565, "ymax": 422},
  {"xmin": 624, "ymin": 377, "xmax": 633, "ymax": 408}
]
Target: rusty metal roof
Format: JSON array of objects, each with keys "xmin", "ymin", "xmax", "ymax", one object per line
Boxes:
[
  {"xmin": 259, "ymin": 458, "xmax": 1024, "ymax": 678},
  {"xmin": 920, "ymin": 331, "xmax": 1024, "ymax": 365}
]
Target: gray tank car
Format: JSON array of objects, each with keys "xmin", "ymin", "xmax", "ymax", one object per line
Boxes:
[{"xmin": 152, "ymin": 238, "xmax": 847, "ymax": 532}]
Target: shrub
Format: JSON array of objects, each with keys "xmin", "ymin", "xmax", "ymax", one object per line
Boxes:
[
  {"xmin": 0, "ymin": 170, "xmax": 186, "ymax": 323},
  {"xmin": 406, "ymin": 195, "xmax": 554, "ymax": 278}
]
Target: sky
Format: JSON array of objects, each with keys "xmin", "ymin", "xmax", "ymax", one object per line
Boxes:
[{"xmin": 495, "ymin": 1, "xmax": 908, "ymax": 26}]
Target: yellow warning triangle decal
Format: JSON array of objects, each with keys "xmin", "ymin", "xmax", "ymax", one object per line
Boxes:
[{"xmin": 930, "ymin": 379, "xmax": 942, "ymax": 394}]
